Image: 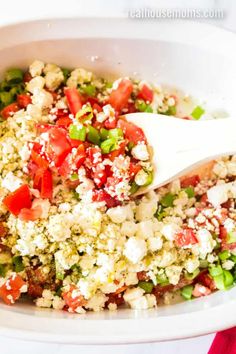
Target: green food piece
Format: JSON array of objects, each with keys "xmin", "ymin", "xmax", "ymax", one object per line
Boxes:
[
  {"xmin": 145, "ymin": 105, "xmax": 153, "ymax": 113},
  {"xmin": 142, "ymin": 170, "xmax": 153, "ymax": 187},
  {"xmin": 135, "ymin": 100, "xmax": 147, "ymax": 112},
  {"xmin": 100, "ymin": 137, "xmax": 117, "ymax": 154},
  {"xmin": 209, "ymin": 265, "xmax": 223, "ymax": 277},
  {"xmin": 100, "ymin": 128, "xmax": 109, "ymax": 141},
  {"xmin": 160, "ymin": 193, "xmax": 175, "ymax": 207},
  {"xmin": 56, "ymin": 272, "xmax": 65, "ymax": 280},
  {"xmin": 76, "ymin": 104, "xmax": 93, "ymax": 122},
  {"xmin": 87, "ymin": 126, "xmax": 100, "ymax": 145},
  {"xmin": 0, "ymin": 264, "xmax": 6, "ymax": 277},
  {"xmin": 10, "ymin": 85, "xmax": 24, "ymax": 97},
  {"xmin": 185, "ymin": 268, "xmax": 200, "ymax": 280},
  {"xmin": 230, "ymin": 255, "xmax": 236, "ymax": 263},
  {"xmin": 199, "ymin": 259, "xmax": 209, "ymax": 268},
  {"xmin": 105, "ymin": 81, "xmax": 113, "ymax": 89},
  {"xmin": 155, "ymin": 205, "xmax": 166, "ymax": 221},
  {"xmin": 223, "ymin": 270, "xmax": 234, "ymax": 288},
  {"xmin": 69, "ymin": 125, "xmax": 86, "ymax": 141},
  {"xmin": 12, "ymin": 256, "xmax": 24, "ymax": 273},
  {"xmin": 191, "ymin": 105, "xmax": 205, "ymax": 120},
  {"xmin": 184, "ymin": 187, "xmax": 195, "ymax": 198},
  {"xmin": 181, "ymin": 285, "xmax": 193, "ymax": 300},
  {"xmin": 70, "ymin": 173, "xmax": 79, "ymax": 181},
  {"xmin": 138, "ymin": 281, "xmax": 154, "ymax": 293},
  {"xmin": 5, "ymin": 68, "xmax": 23, "ymax": 84},
  {"xmin": 127, "ymin": 141, "xmax": 135, "ymax": 151},
  {"xmin": 81, "ymin": 84, "xmax": 96, "ymax": 97},
  {"xmin": 219, "ymin": 250, "xmax": 231, "ymax": 261},
  {"xmin": 163, "ymin": 105, "xmax": 177, "ymax": 116},
  {"xmin": 227, "ymin": 231, "xmax": 236, "ymax": 244},
  {"xmin": 209, "ymin": 265, "xmax": 234, "ymax": 290},
  {"xmin": 156, "ymin": 274, "xmax": 169, "ymax": 285},
  {"xmin": 108, "ymin": 128, "xmax": 123, "ymax": 140},
  {"xmin": 0, "ymin": 91, "xmax": 14, "ymax": 106},
  {"xmin": 130, "ymin": 181, "xmax": 139, "ymax": 195},
  {"xmin": 62, "ymin": 68, "xmax": 70, "ymax": 81}
]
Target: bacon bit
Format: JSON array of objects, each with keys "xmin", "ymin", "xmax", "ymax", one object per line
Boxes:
[{"xmin": 192, "ymin": 283, "xmax": 211, "ymax": 297}]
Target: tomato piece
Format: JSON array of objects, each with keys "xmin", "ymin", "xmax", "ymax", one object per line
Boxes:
[
  {"xmin": 92, "ymin": 165, "xmax": 107, "ymax": 188},
  {"xmin": 92, "ymin": 190, "xmax": 120, "ymax": 208},
  {"xmin": 117, "ymin": 119, "xmax": 146, "ymax": 145},
  {"xmin": 195, "ymin": 270, "xmax": 216, "ymax": 291},
  {"xmin": 192, "ymin": 283, "xmax": 211, "ymax": 297},
  {"xmin": 86, "ymin": 147, "xmax": 102, "ymax": 166},
  {"xmin": 23, "ymin": 71, "xmax": 32, "ymax": 83},
  {"xmin": 138, "ymin": 84, "xmax": 154, "ymax": 102},
  {"xmin": 106, "ymin": 292, "xmax": 124, "ymax": 308},
  {"xmin": 17, "ymin": 94, "xmax": 32, "ymax": 108},
  {"xmin": 28, "ymin": 283, "xmax": 43, "ymax": 298},
  {"xmin": 47, "ymin": 127, "xmax": 72, "ymax": 167},
  {"xmin": 108, "ymin": 79, "xmax": 133, "ymax": 112},
  {"xmin": 106, "ymin": 141, "xmax": 127, "ymax": 162},
  {"xmin": 92, "ymin": 103, "xmax": 103, "ymax": 113},
  {"xmin": 3, "ymin": 185, "xmax": 32, "ymax": 216},
  {"xmin": 0, "ymin": 274, "xmax": 26, "ymax": 305},
  {"xmin": 19, "ymin": 205, "xmax": 42, "ymax": 221},
  {"xmin": 219, "ymin": 226, "xmax": 236, "ymax": 250},
  {"xmin": 31, "ymin": 150, "xmax": 49, "ymax": 169},
  {"xmin": 41, "ymin": 169, "xmax": 53, "ymax": 199},
  {"xmin": 64, "ymin": 87, "xmax": 83, "ymax": 116},
  {"xmin": 129, "ymin": 162, "xmax": 141, "ymax": 180},
  {"xmin": 181, "ymin": 175, "xmax": 200, "ymax": 188},
  {"xmin": 33, "ymin": 168, "xmax": 44, "ymax": 190},
  {"xmin": 56, "ymin": 117, "xmax": 72, "ymax": 128},
  {"xmin": 62, "ymin": 285, "xmax": 86, "ymax": 312},
  {"xmin": 1, "ymin": 103, "xmax": 20, "ymax": 119},
  {"xmin": 59, "ymin": 145, "xmax": 86, "ymax": 178},
  {"xmin": 104, "ymin": 117, "xmax": 117, "ymax": 129},
  {"xmin": 137, "ymin": 271, "xmax": 150, "ymax": 281},
  {"xmin": 175, "ymin": 228, "xmax": 198, "ymax": 247}
]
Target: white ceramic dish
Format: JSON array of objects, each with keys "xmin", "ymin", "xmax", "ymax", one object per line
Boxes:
[{"xmin": 0, "ymin": 18, "xmax": 236, "ymax": 344}]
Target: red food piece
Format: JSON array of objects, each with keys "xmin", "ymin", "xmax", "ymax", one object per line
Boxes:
[
  {"xmin": 106, "ymin": 141, "xmax": 127, "ymax": 162},
  {"xmin": 108, "ymin": 79, "xmax": 133, "ymax": 112},
  {"xmin": 30, "ymin": 150, "xmax": 49, "ymax": 169},
  {"xmin": 195, "ymin": 270, "xmax": 216, "ymax": 291},
  {"xmin": 41, "ymin": 169, "xmax": 53, "ymax": 199},
  {"xmin": 137, "ymin": 84, "xmax": 154, "ymax": 102},
  {"xmin": 117, "ymin": 119, "xmax": 146, "ymax": 145},
  {"xmin": 192, "ymin": 283, "xmax": 211, "ymax": 297},
  {"xmin": 47, "ymin": 127, "xmax": 72, "ymax": 167},
  {"xmin": 1, "ymin": 103, "xmax": 20, "ymax": 119},
  {"xmin": 181, "ymin": 175, "xmax": 200, "ymax": 188},
  {"xmin": 129, "ymin": 162, "xmax": 142, "ymax": 180},
  {"xmin": 92, "ymin": 190, "xmax": 120, "ymax": 208},
  {"xmin": 64, "ymin": 87, "xmax": 83, "ymax": 116},
  {"xmin": 28, "ymin": 283, "xmax": 43, "ymax": 298},
  {"xmin": 137, "ymin": 271, "xmax": 150, "ymax": 281},
  {"xmin": 19, "ymin": 205, "xmax": 42, "ymax": 221},
  {"xmin": 175, "ymin": 228, "xmax": 198, "ymax": 247},
  {"xmin": 104, "ymin": 117, "xmax": 117, "ymax": 129},
  {"xmin": 59, "ymin": 144, "xmax": 86, "ymax": 178},
  {"xmin": 219, "ymin": 226, "xmax": 236, "ymax": 250},
  {"xmin": 23, "ymin": 72, "xmax": 32, "ymax": 83},
  {"xmin": 62, "ymin": 285, "xmax": 86, "ymax": 312},
  {"xmin": 92, "ymin": 165, "xmax": 107, "ymax": 188},
  {"xmin": 17, "ymin": 94, "xmax": 32, "ymax": 108},
  {"xmin": 3, "ymin": 185, "xmax": 32, "ymax": 216},
  {"xmin": 0, "ymin": 274, "xmax": 26, "ymax": 305}
]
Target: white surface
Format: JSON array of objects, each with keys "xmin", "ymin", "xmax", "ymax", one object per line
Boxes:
[{"xmin": 1, "ymin": 0, "xmax": 236, "ymax": 352}]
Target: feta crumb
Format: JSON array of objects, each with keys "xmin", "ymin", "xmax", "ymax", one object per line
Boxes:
[
  {"xmin": 131, "ymin": 143, "xmax": 149, "ymax": 161},
  {"xmin": 29, "ymin": 60, "xmax": 45, "ymax": 77},
  {"xmin": 124, "ymin": 237, "xmax": 147, "ymax": 264}
]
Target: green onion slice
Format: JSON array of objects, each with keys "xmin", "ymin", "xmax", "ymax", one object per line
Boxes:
[{"xmin": 69, "ymin": 125, "xmax": 86, "ymax": 141}]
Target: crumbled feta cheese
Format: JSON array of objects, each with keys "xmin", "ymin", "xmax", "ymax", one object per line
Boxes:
[
  {"xmin": 124, "ymin": 237, "xmax": 147, "ymax": 264},
  {"xmin": 29, "ymin": 60, "xmax": 45, "ymax": 77},
  {"xmin": 136, "ymin": 220, "xmax": 154, "ymax": 239},
  {"xmin": 1, "ymin": 172, "xmax": 22, "ymax": 192},
  {"xmin": 27, "ymin": 76, "xmax": 45, "ymax": 93},
  {"xmin": 131, "ymin": 143, "xmax": 149, "ymax": 161},
  {"xmin": 196, "ymin": 229, "xmax": 216, "ymax": 258}
]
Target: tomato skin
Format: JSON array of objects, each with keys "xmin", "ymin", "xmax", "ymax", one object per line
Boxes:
[
  {"xmin": 104, "ymin": 117, "xmax": 117, "ymax": 129},
  {"xmin": 19, "ymin": 205, "xmax": 42, "ymax": 221},
  {"xmin": 129, "ymin": 162, "xmax": 141, "ymax": 180},
  {"xmin": 17, "ymin": 94, "xmax": 32, "ymax": 108},
  {"xmin": 106, "ymin": 141, "xmax": 127, "ymax": 161},
  {"xmin": 31, "ymin": 150, "xmax": 49, "ymax": 169},
  {"xmin": 175, "ymin": 228, "xmax": 198, "ymax": 247},
  {"xmin": 3, "ymin": 185, "xmax": 32, "ymax": 216},
  {"xmin": 36, "ymin": 123, "xmax": 54, "ymax": 134},
  {"xmin": 138, "ymin": 84, "xmax": 154, "ymax": 102},
  {"xmin": 219, "ymin": 226, "xmax": 236, "ymax": 250},
  {"xmin": 47, "ymin": 127, "xmax": 72, "ymax": 167},
  {"xmin": 117, "ymin": 119, "xmax": 146, "ymax": 145},
  {"xmin": 92, "ymin": 103, "xmax": 102, "ymax": 113},
  {"xmin": 87, "ymin": 147, "xmax": 102, "ymax": 165},
  {"xmin": 195, "ymin": 270, "xmax": 216, "ymax": 291},
  {"xmin": 62, "ymin": 285, "xmax": 86, "ymax": 312},
  {"xmin": 1, "ymin": 103, "xmax": 20, "ymax": 119},
  {"xmin": 64, "ymin": 87, "xmax": 83, "ymax": 116},
  {"xmin": 92, "ymin": 165, "xmax": 107, "ymax": 188},
  {"xmin": 108, "ymin": 79, "xmax": 133, "ymax": 112},
  {"xmin": 137, "ymin": 271, "xmax": 150, "ymax": 281},
  {"xmin": 59, "ymin": 145, "xmax": 86, "ymax": 178},
  {"xmin": 92, "ymin": 190, "xmax": 120, "ymax": 208},
  {"xmin": 0, "ymin": 274, "xmax": 27, "ymax": 305},
  {"xmin": 41, "ymin": 169, "xmax": 53, "ymax": 199},
  {"xmin": 56, "ymin": 117, "xmax": 72, "ymax": 128},
  {"xmin": 192, "ymin": 283, "xmax": 211, "ymax": 297},
  {"xmin": 181, "ymin": 175, "xmax": 200, "ymax": 188}
]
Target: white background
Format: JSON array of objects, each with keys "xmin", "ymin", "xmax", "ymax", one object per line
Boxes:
[{"xmin": 0, "ymin": 0, "xmax": 235, "ymax": 353}]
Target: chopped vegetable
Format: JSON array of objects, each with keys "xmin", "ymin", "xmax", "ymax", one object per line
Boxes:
[{"xmin": 191, "ymin": 105, "xmax": 205, "ymax": 120}]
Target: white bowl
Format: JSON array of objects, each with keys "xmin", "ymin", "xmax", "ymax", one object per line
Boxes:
[{"xmin": 0, "ymin": 18, "xmax": 236, "ymax": 345}]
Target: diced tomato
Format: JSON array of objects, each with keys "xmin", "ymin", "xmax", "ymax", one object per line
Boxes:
[
  {"xmin": 126, "ymin": 101, "xmax": 137, "ymax": 114},
  {"xmin": 59, "ymin": 144, "xmax": 86, "ymax": 178},
  {"xmin": 86, "ymin": 147, "xmax": 102, "ymax": 165},
  {"xmin": 195, "ymin": 270, "xmax": 216, "ymax": 291},
  {"xmin": 33, "ymin": 168, "xmax": 44, "ymax": 190},
  {"xmin": 3, "ymin": 185, "xmax": 32, "ymax": 216},
  {"xmin": 92, "ymin": 190, "xmax": 120, "ymax": 208},
  {"xmin": 104, "ymin": 117, "xmax": 117, "ymax": 129},
  {"xmin": 62, "ymin": 285, "xmax": 86, "ymax": 312},
  {"xmin": 41, "ymin": 169, "xmax": 53, "ymax": 199},
  {"xmin": 175, "ymin": 228, "xmax": 198, "ymax": 247},
  {"xmin": 93, "ymin": 103, "xmax": 103, "ymax": 113},
  {"xmin": 106, "ymin": 292, "xmax": 124, "ymax": 308},
  {"xmin": 47, "ymin": 127, "xmax": 72, "ymax": 167},
  {"xmin": 0, "ymin": 274, "xmax": 26, "ymax": 305},
  {"xmin": 108, "ymin": 79, "xmax": 133, "ymax": 112},
  {"xmin": 106, "ymin": 141, "xmax": 127, "ymax": 161},
  {"xmin": 64, "ymin": 87, "xmax": 83, "ymax": 116},
  {"xmin": 23, "ymin": 71, "xmax": 32, "ymax": 83},
  {"xmin": 181, "ymin": 175, "xmax": 200, "ymax": 188},
  {"xmin": 56, "ymin": 116, "xmax": 72, "ymax": 128},
  {"xmin": 138, "ymin": 84, "xmax": 154, "ymax": 102},
  {"xmin": 92, "ymin": 165, "xmax": 107, "ymax": 188},
  {"xmin": 219, "ymin": 226, "xmax": 236, "ymax": 250},
  {"xmin": 36, "ymin": 123, "xmax": 54, "ymax": 134},
  {"xmin": 152, "ymin": 284, "xmax": 174, "ymax": 298},
  {"xmin": 17, "ymin": 94, "xmax": 32, "ymax": 108},
  {"xmin": 129, "ymin": 162, "xmax": 141, "ymax": 180},
  {"xmin": 192, "ymin": 283, "xmax": 211, "ymax": 297},
  {"xmin": 117, "ymin": 119, "xmax": 146, "ymax": 145},
  {"xmin": 19, "ymin": 205, "xmax": 42, "ymax": 221},
  {"xmin": 31, "ymin": 150, "xmax": 49, "ymax": 169},
  {"xmin": 1, "ymin": 103, "xmax": 20, "ymax": 119}
]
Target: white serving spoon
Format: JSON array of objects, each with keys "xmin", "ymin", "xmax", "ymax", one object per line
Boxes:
[{"xmin": 125, "ymin": 113, "xmax": 236, "ymax": 195}]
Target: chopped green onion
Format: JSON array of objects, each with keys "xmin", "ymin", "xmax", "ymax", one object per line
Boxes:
[
  {"xmin": 155, "ymin": 205, "xmax": 166, "ymax": 221},
  {"xmin": 130, "ymin": 181, "xmax": 139, "ymax": 195},
  {"xmin": 156, "ymin": 274, "xmax": 169, "ymax": 285},
  {"xmin": 105, "ymin": 81, "xmax": 113, "ymax": 89},
  {"xmin": 219, "ymin": 250, "xmax": 231, "ymax": 261},
  {"xmin": 100, "ymin": 138, "xmax": 117, "ymax": 154},
  {"xmin": 209, "ymin": 265, "xmax": 223, "ymax": 277},
  {"xmin": 108, "ymin": 128, "xmax": 123, "ymax": 140},
  {"xmin": 12, "ymin": 256, "xmax": 24, "ymax": 273},
  {"xmin": 70, "ymin": 173, "xmax": 79, "ymax": 181},
  {"xmin": 87, "ymin": 126, "xmax": 100, "ymax": 145},
  {"xmin": 199, "ymin": 259, "xmax": 209, "ymax": 268},
  {"xmin": 223, "ymin": 270, "xmax": 234, "ymax": 288},
  {"xmin": 76, "ymin": 105, "xmax": 93, "ymax": 122},
  {"xmin": 230, "ymin": 255, "xmax": 236, "ymax": 263},
  {"xmin": 135, "ymin": 100, "xmax": 147, "ymax": 112},
  {"xmin": 138, "ymin": 281, "xmax": 154, "ymax": 293},
  {"xmin": 0, "ymin": 264, "xmax": 6, "ymax": 277},
  {"xmin": 128, "ymin": 141, "xmax": 135, "ymax": 151},
  {"xmin": 227, "ymin": 231, "xmax": 236, "ymax": 244},
  {"xmin": 185, "ymin": 268, "xmax": 200, "ymax": 280},
  {"xmin": 160, "ymin": 193, "xmax": 175, "ymax": 208},
  {"xmin": 181, "ymin": 285, "xmax": 194, "ymax": 300},
  {"xmin": 184, "ymin": 187, "xmax": 195, "ymax": 198},
  {"xmin": 163, "ymin": 105, "xmax": 177, "ymax": 116},
  {"xmin": 142, "ymin": 170, "xmax": 153, "ymax": 187},
  {"xmin": 5, "ymin": 68, "xmax": 23, "ymax": 84},
  {"xmin": 0, "ymin": 91, "xmax": 14, "ymax": 106},
  {"xmin": 145, "ymin": 105, "xmax": 153, "ymax": 113},
  {"xmin": 209, "ymin": 265, "xmax": 234, "ymax": 290},
  {"xmin": 62, "ymin": 68, "xmax": 70, "ymax": 81},
  {"xmin": 191, "ymin": 105, "xmax": 205, "ymax": 120},
  {"xmin": 100, "ymin": 128, "xmax": 109, "ymax": 141},
  {"xmin": 213, "ymin": 274, "xmax": 225, "ymax": 290},
  {"xmin": 56, "ymin": 272, "xmax": 64, "ymax": 280},
  {"xmin": 81, "ymin": 84, "xmax": 96, "ymax": 97},
  {"xmin": 69, "ymin": 124, "xmax": 86, "ymax": 141},
  {"xmin": 10, "ymin": 84, "xmax": 24, "ymax": 97}
]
